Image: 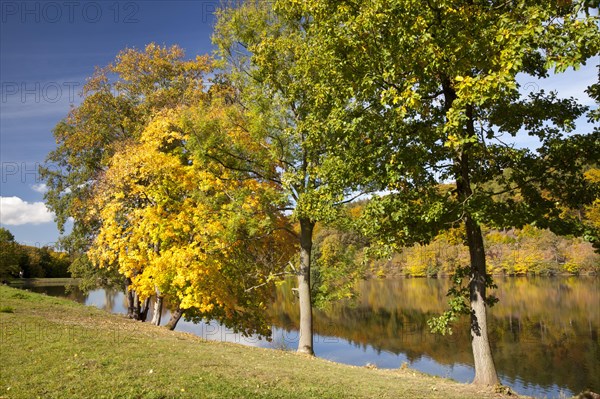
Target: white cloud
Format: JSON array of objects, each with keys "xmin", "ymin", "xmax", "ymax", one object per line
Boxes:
[
  {"xmin": 0, "ymin": 196, "xmax": 54, "ymax": 225},
  {"xmin": 31, "ymin": 183, "xmax": 48, "ymax": 193}
]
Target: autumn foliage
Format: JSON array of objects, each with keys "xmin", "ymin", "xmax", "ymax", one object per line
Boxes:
[
  {"xmin": 43, "ymin": 44, "xmax": 294, "ymax": 335},
  {"xmin": 40, "ymin": 2, "xmax": 598, "ymax": 386}
]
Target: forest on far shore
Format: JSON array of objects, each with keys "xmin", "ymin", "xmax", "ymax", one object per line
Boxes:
[
  {"xmin": 2, "ymin": 209, "xmax": 598, "ymax": 284},
  {"xmin": 0, "ymin": 228, "xmax": 70, "ymax": 279},
  {"xmin": 369, "ymin": 225, "xmax": 599, "ymax": 277}
]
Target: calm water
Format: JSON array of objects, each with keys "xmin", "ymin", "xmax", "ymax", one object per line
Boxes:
[{"xmin": 28, "ymin": 276, "xmax": 599, "ymax": 398}]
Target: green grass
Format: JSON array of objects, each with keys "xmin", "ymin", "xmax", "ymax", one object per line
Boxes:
[
  {"xmin": 0, "ymin": 286, "xmax": 519, "ymax": 399},
  {"xmin": 0, "ymin": 306, "xmax": 14, "ymax": 313}
]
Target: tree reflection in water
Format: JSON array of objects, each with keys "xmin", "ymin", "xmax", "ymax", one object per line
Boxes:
[{"xmin": 269, "ymin": 277, "xmax": 599, "ymax": 398}]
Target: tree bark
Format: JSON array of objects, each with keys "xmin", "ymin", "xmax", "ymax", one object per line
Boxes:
[
  {"xmin": 139, "ymin": 297, "xmax": 150, "ymax": 322},
  {"xmin": 165, "ymin": 306, "xmax": 183, "ymax": 330},
  {"xmin": 125, "ymin": 278, "xmax": 135, "ymax": 319},
  {"xmin": 297, "ymin": 218, "xmax": 315, "ymax": 355},
  {"xmin": 132, "ymin": 291, "xmax": 141, "ymax": 320},
  {"xmin": 151, "ymin": 288, "xmax": 163, "ymax": 326},
  {"xmin": 445, "ymin": 80, "xmax": 499, "ymax": 386},
  {"xmin": 465, "ymin": 214, "xmax": 499, "ymax": 386},
  {"xmin": 150, "ymin": 244, "xmax": 163, "ymax": 326}
]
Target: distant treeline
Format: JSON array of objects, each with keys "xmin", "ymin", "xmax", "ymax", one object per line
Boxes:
[
  {"xmin": 311, "ymin": 204, "xmax": 599, "ymax": 281},
  {"xmin": 376, "ymin": 226, "xmax": 599, "ymax": 277},
  {"xmin": 0, "ymin": 228, "xmax": 70, "ymax": 280}
]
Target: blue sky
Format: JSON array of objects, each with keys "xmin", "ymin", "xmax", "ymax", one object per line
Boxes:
[{"xmin": 0, "ymin": 1, "xmax": 598, "ymax": 246}]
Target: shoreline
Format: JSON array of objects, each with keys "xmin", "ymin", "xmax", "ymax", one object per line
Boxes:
[
  {"xmin": 5, "ymin": 277, "xmax": 81, "ymax": 287},
  {"xmin": 5, "ymin": 273, "xmax": 597, "ymax": 288},
  {"xmin": 366, "ymin": 271, "xmax": 598, "ymax": 279},
  {"xmin": 0, "ymin": 285, "xmax": 529, "ymax": 399}
]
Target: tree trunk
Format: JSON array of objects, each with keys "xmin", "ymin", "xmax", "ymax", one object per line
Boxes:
[
  {"xmin": 165, "ymin": 306, "xmax": 183, "ymax": 330},
  {"xmin": 125, "ymin": 278, "xmax": 135, "ymax": 319},
  {"xmin": 446, "ymin": 84, "xmax": 499, "ymax": 386},
  {"xmin": 297, "ymin": 218, "xmax": 315, "ymax": 355},
  {"xmin": 465, "ymin": 214, "xmax": 499, "ymax": 386},
  {"xmin": 126, "ymin": 277, "xmax": 148, "ymax": 321},
  {"xmin": 150, "ymin": 244, "xmax": 162, "ymax": 326},
  {"xmin": 151, "ymin": 288, "xmax": 163, "ymax": 326},
  {"xmin": 139, "ymin": 297, "xmax": 150, "ymax": 322},
  {"xmin": 132, "ymin": 291, "xmax": 141, "ymax": 320}
]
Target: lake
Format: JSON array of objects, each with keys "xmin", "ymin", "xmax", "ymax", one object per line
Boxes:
[{"xmin": 26, "ymin": 276, "xmax": 598, "ymax": 398}]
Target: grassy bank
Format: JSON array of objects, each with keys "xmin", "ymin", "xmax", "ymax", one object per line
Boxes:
[{"xmin": 1, "ymin": 286, "xmax": 520, "ymax": 399}]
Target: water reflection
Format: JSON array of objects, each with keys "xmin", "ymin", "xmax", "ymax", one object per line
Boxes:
[
  {"xmin": 27, "ymin": 276, "xmax": 599, "ymax": 398},
  {"xmin": 26, "ymin": 285, "xmax": 89, "ymax": 304},
  {"xmin": 273, "ymin": 277, "xmax": 598, "ymax": 398}
]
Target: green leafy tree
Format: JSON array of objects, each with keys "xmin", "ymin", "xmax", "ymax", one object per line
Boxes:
[
  {"xmin": 0, "ymin": 228, "xmax": 21, "ymax": 280},
  {"xmin": 282, "ymin": 0, "xmax": 599, "ymax": 385},
  {"xmin": 581, "ymin": 66, "xmax": 600, "ymax": 252},
  {"xmin": 311, "ymin": 213, "xmax": 369, "ymax": 308},
  {"xmin": 212, "ymin": 1, "xmax": 366, "ymax": 354},
  {"xmin": 18, "ymin": 246, "xmax": 71, "ymax": 278}
]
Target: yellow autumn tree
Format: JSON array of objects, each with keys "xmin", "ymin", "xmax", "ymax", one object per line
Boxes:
[
  {"xmin": 41, "ymin": 43, "xmax": 214, "ymax": 301},
  {"xmin": 88, "ymin": 109, "xmax": 292, "ymax": 334}
]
